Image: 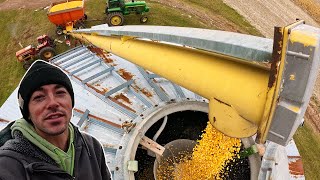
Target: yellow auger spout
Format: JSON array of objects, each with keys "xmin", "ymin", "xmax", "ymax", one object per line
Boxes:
[{"xmin": 70, "ymin": 20, "xmax": 320, "ymax": 145}]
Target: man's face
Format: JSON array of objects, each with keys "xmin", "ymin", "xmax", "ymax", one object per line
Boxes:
[{"xmin": 28, "ymin": 84, "xmax": 72, "ymax": 137}]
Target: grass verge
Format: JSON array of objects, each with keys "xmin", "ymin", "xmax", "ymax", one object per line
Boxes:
[
  {"xmin": 120, "ymin": 1, "xmax": 213, "ymax": 28},
  {"xmin": 294, "ymin": 121, "xmax": 320, "ymax": 179},
  {"xmin": 181, "ymin": 0, "xmax": 262, "ymax": 36},
  {"xmin": 0, "ymin": 9, "xmax": 56, "ymax": 105}
]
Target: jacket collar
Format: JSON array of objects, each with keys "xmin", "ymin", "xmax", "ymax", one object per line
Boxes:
[{"xmin": 0, "ymin": 121, "xmax": 15, "ymax": 147}]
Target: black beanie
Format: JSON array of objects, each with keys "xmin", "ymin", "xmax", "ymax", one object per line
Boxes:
[{"xmin": 18, "ymin": 60, "xmax": 74, "ymax": 122}]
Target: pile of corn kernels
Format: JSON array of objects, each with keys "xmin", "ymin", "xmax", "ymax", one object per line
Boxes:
[{"xmin": 157, "ymin": 122, "xmax": 241, "ymax": 179}]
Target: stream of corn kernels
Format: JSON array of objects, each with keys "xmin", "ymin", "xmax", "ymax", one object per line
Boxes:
[{"xmin": 157, "ymin": 122, "xmax": 241, "ymax": 179}]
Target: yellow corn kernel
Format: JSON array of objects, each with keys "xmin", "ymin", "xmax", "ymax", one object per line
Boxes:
[{"xmin": 157, "ymin": 122, "xmax": 242, "ymax": 180}]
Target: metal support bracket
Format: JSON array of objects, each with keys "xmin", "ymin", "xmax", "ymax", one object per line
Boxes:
[
  {"xmin": 77, "ymin": 109, "xmax": 90, "ymax": 127},
  {"xmin": 139, "ymin": 136, "xmax": 165, "ymax": 156}
]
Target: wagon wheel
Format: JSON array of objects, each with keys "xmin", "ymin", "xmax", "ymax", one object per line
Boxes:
[
  {"xmin": 75, "ymin": 21, "xmax": 86, "ymax": 29},
  {"xmin": 56, "ymin": 27, "xmax": 64, "ymax": 35},
  {"xmin": 81, "ymin": 14, "xmax": 88, "ymax": 21},
  {"xmin": 140, "ymin": 15, "xmax": 148, "ymax": 23},
  {"xmin": 39, "ymin": 47, "xmax": 56, "ymax": 61},
  {"xmin": 107, "ymin": 12, "xmax": 124, "ymax": 26}
]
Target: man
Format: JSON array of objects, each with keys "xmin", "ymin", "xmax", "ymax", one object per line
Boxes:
[{"xmin": 0, "ymin": 60, "xmax": 111, "ymax": 180}]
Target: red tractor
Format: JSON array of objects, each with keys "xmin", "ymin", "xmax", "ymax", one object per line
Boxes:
[{"xmin": 16, "ymin": 35, "xmax": 56, "ymax": 70}]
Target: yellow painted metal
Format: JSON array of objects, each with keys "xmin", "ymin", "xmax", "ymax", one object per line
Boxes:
[
  {"xmin": 65, "ymin": 22, "xmax": 74, "ymax": 32},
  {"xmin": 290, "ymin": 30, "xmax": 318, "ymax": 47},
  {"xmin": 70, "ymin": 21, "xmax": 318, "ymax": 141},
  {"xmin": 257, "ymin": 20, "xmax": 305, "ymax": 143},
  {"xmin": 49, "ymin": 1, "xmax": 83, "ymax": 13},
  {"xmin": 209, "ymin": 99, "xmax": 258, "ymax": 137},
  {"xmin": 71, "ymin": 33, "xmax": 270, "ymax": 138}
]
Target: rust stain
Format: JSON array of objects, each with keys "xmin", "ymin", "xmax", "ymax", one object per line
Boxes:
[
  {"xmin": 131, "ymin": 85, "xmax": 153, "ymax": 97},
  {"xmin": 83, "ymin": 124, "xmax": 89, "ymax": 131},
  {"xmin": 288, "ymin": 156, "xmax": 304, "ymax": 175},
  {"xmin": 0, "ymin": 118, "xmax": 9, "ymax": 123},
  {"xmin": 73, "ymin": 75, "xmax": 81, "ymax": 81},
  {"xmin": 131, "ymin": 85, "xmax": 139, "ymax": 92},
  {"xmin": 88, "ymin": 46, "xmax": 114, "ymax": 63},
  {"xmin": 104, "ymin": 58, "xmax": 114, "ymax": 64},
  {"xmin": 101, "ymin": 88, "xmax": 108, "ymax": 94},
  {"xmin": 86, "ymin": 83, "xmax": 106, "ymax": 94},
  {"xmin": 117, "ymin": 68, "xmax": 134, "ymax": 80},
  {"xmin": 74, "ymin": 108, "xmax": 121, "ymax": 128},
  {"xmin": 141, "ymin": 88, "xmax": 153, "ymax": 97},
  {"xmin": 268, "ymin": 27, "xmax": 283, "ymax": 88},
  {"xmin": 109, "ymin": 97, "xmax": 136, "ymax": 113},
  {"xmin": 114, "ymin": 93, "xmax": 132, "ymax": 104},
  {"xmin": 95, "ymin": 84, "xmax": 101, "ymax": 87}
]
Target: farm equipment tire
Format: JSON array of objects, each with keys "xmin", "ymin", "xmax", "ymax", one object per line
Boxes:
[
  {"xmin": 23, "ymin": 63, "xmax": 31, "ymax": 70},
  {"xmin": 107, "ymin": 12, "xmax": 124, "ymax": 26},
  {"xmin": 56, "ymin": 27, "xmax": 64, "ymax": 35},
  {"xmin": 75, "ymin": 21, "xmax": 86, "ymax": 29},
  {"xmin": 140, "ymin": 16, "xmax": 148, "ymax": 23},
  {"xmin": 82, "ymin": 14, "xmax": 88, "ymax": 21},
  {"xmin": 39, "ymin": 47, "xmax": 56, "ymax": 61}
]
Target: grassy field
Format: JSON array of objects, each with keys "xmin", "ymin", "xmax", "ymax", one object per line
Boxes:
[
  {"xmin": 179, "ymin": 0, "xmax": 261, "ymax": 35},
  {"xmin": 294, "ymin": 121, "xmax": 320, "ymax": 179},
  {"xmin": 0, "ymin": 9, "xmax": 54, "ymax": 105},
  {"xmin": 0, "ymin": 0, "xmax": 319, "ymax": 179}
]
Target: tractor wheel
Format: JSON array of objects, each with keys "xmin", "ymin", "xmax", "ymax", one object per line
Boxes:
[
  {"xmin": 39, "ymin": 47, "xmax": 56, "ymax": 61},
  {"xmin": 140, "ymin": 16, "xmax": 148, "ymax": 23},
  {"xmin": 107, "ymin": 12, "xmax": 124, "ymax": 26},
  {"xmin": 23, "ymin": 63, "xmax": 31, "ymax": 70},
  {"xmin": 56, "ymin": 27, "xmax": 64, "ymax": 35},
  {"xmin": 82, "ymin": 14, "xmax": 88, "ymax": 21}
]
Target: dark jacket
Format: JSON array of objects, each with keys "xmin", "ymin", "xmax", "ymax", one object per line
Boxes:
[{"xmin": 0, "ymin": 121, "xmax": 111, "ymax": 180}]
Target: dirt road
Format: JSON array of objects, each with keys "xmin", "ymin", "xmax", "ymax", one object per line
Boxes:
[
  {"xmin": 221, "ymin": 0, "xmax": 320, "ymax": 134},
  {"xmin": 150, "ymin": 0, "xmax": 246, "ymax": 33},
  {"xmin": 222, "ymin": 0, "xmax": 319, "ymax": 38},
  {"xmin": 222, "ymin": 0, "xmax": 320, "ymax": 106},
  {"xmin": 0, "ymin": 0, "xmax": 52, "ymax": 10}
]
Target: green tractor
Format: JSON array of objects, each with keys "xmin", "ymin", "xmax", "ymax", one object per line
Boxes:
[{"xmin": 105, "ymin": 0, "xmax": 149, "ymax": 26}]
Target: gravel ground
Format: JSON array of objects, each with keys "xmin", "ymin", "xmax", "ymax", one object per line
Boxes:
[{"xmin": 222, "ymin": 0, "xmax": 319, "ymax": 38}]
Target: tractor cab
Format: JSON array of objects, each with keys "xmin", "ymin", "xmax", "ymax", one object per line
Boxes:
[
  {"xmin": 36, "ymin": 35, "xmax": 55, "ymax": 49},
  {"xmin": 106, "ymin": 0, "xmax": 149, "ymax": 26},
  {"xmin": 107, "ymin": 0, "xmax": 125, "ymax": 9},
  {"xmin": 37, "ymin": 35, "xmax": 54, "ymax": 45}
]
